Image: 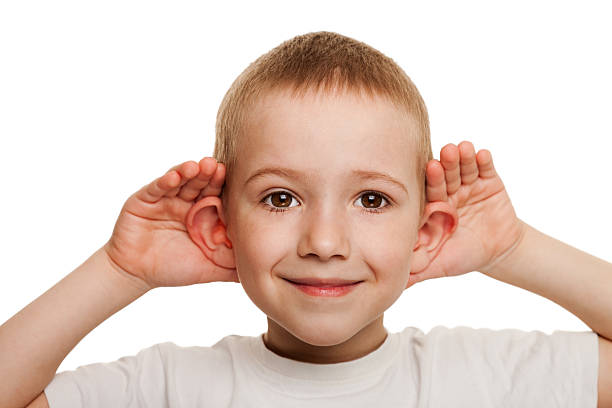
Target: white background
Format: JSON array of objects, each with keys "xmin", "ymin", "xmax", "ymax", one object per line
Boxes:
[{"xmin": 1, "ymin": 1, "xmax": 610, "ymax": 374}]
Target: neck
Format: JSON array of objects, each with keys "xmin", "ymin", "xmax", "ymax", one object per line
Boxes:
[{"xmin": 263, "ymin": 315, "xmax": 388, "ymax": 364}]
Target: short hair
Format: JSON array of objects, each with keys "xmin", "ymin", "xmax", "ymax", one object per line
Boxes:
[{"xmin": 213, "ymin": 31, "xmax": 432, "ymax": 217}]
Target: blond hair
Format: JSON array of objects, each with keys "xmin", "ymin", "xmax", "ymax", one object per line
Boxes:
[{"xmin": 214, "ymin": 31, "xmax": 432, "ymax": 217}]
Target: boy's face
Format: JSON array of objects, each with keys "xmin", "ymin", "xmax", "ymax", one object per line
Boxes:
[{"xmin": 222, "ymin": 87, "xmax": 423, "ymax": 362}]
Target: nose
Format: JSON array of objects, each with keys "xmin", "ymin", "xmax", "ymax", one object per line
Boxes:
[{"xmin": 297, "ymin": 205, "xmax": 350, "ymax": 261}]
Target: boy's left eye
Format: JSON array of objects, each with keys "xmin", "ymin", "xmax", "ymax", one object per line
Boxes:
[{"xmin": 260, "ymin": 190, "xmax": 391, "ymax": 214}]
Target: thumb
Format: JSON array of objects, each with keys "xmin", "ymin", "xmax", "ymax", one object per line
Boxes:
[
  {"xmin": 200, "ymin": 265, "xmax": 240, "ymax": 284},
  {"xmin": 405, "ymin": 260, "xmax": 446, "ymax": 289}
]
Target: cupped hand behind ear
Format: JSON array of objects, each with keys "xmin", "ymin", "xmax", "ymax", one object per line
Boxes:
[
  {"xmin": 407, "ymin": 141, "xmax": 525, "ymax": 289},
  {"xmin": 103, "ymin": 157, "xmax": 238, "ymax": 291}
]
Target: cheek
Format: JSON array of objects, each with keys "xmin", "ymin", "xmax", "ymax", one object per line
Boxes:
[
  {"xmin": 230, "ymin": 212, "xmax": 295, "ymax": 315},
  {"xmin": 232, "ymin": 202, "xmax": 417, "ymax": 280},
  {"xmin": 353, "ymin": 218, "xmax": 416, "ymax": 302},
  {"xmin": 231, "ymin": 209, "xmax": 293, "ymax": 274},
  {"xmin": 354, "ymin": 215, "xmax": 416, "ymax": 269}
]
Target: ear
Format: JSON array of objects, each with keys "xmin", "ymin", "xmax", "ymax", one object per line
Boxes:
[
  {"xmin": 185, "ymin": 196, "xmax": 236, "ymax": 269},
  {"xmin": 409, "ymin": 201, "xmax": 458, "ymax": 275}
]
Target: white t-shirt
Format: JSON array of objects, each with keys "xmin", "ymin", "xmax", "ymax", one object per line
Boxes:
[{"xmin": 44, "ymin": 325, "xmax": 599, "ymax": 407}]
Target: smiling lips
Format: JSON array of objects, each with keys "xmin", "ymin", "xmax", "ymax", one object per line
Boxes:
[
  {"xmin": 283, "ymin": 277, "xmax": 363, "ymax": 297},
  {"xmin": 284, "ymin": 277, "xmax": 363, "ymax": 286}
]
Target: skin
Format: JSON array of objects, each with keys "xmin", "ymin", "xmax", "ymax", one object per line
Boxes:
[
  {"xmin": 189, "ymin": 87, "xmax": 459, "ymax": 363},
  {"xmin": 99, "ymin": 87, "xmax": 612, "ymax": 404},
  {"xmin": 103, "ymin": 88, "xmax": 521, "ymax": 365},
  {"xmin": 24, "ymin": 136, "xmax": 612, "ymax": 407}
]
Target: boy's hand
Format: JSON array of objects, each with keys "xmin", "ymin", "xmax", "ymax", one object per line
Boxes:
[
  {"xmin": 406, "ymin": 141, "xmax": 527, "ymax": 288},
  {"xmin": 103, "ymin": 157, "xmax": 238, "ymax": 291}
]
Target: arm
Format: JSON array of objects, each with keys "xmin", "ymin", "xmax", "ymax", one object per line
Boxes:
[
  {"xmin": 415, "ymin": 141, "xmax": 612, "ymax": 338},
  {"xmin": 413, "ymin": 141, "xmax": 611, "ymax": 407},
  {"xmin": 480, "ymin": 221, "xmax": 612, "ymax": 342},
  {"xmin": 480, "ymin": 221, "xmax": 612, "ymax": 408},
  {"xmin": 25, "ymin": 392, "xmax": 49, "ymax": 408},
  {"xmin": 1, "ymin": 157, "xmax": 234, "ymax": 408},
  {"xmin": 0, "ymin": 247, "xmax": 149, "ymax": 408}
]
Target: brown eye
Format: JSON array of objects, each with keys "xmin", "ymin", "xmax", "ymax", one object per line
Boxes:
[
  {"xmin": 262, "ymin": 190, "xmax": 390, "ymax": 214},
  {"xmin": 361, "ymin": 192, "xmax": 383, "ymax": 209},
  {"xmin": 262, "ymin": 191, "xmax": 299, "ymax": 212},
  {"xmin": 270, "ymin": 191, "xmax": 292, "ymax": 208},
  {"xmin": 355, "ymin": 191, "xmax": 390, "ymax": 213}
]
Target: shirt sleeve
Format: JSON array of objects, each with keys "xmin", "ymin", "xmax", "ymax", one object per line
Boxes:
[
  {"xmin": 425, "ymin": 326, "xmax": 599, "ymax": 407},
  {"xmin": 44, "ymin": 343, "xmax": 168, "ymax": 408}
]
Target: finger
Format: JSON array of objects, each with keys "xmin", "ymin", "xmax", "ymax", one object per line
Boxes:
[
  {"xmin": 476, "ymin": 149, "xmax": 497, "ymax": 179},
  {"xmin": 136, "ymin": 170, "xmax": 182, "ymax": 203},
  {"xmin": 178, "ymin": 157, "xmax": 218, "ymax": 201},
  {"xmin": 425, "ymin": 160, "xmax": 448, "ymax": 202},
  {"xmin": 165, "ymin": 161, "xmax": 200, "ymax": 198},
  {"xmin": 195, "ymin": 162, "xmax": 226, "ymax": 201},
  {"xmin": 440, "ymin": 143, "xmax": 461, "ymax": 194},
  {"xmin": 458, "ymin": 141, "xmax": 479, "ymax": 185}
]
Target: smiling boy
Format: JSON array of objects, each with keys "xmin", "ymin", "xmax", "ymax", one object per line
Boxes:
[
  {"xmin": 2, "ymin": 31, "xmax": 611, "ymax": 407},
  {"xmin": 214, "ymin": 86, "xmax": 423, "ymax": 363}
]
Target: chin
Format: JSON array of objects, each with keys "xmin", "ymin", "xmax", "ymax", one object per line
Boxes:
[{"xmin": 289, "ymin": 318, "xmax": 362, "ymax": 347}]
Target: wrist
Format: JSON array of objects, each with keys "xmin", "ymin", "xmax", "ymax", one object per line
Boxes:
[
  {"xmin": 98, "ymin": 244, "xmax": 152, "ymax": 296},
  {"xmin": 479, "ymin": 219, "xmax": 531, "ymax": 278}
]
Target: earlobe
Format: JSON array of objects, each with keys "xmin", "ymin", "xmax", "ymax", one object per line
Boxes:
[{"xmin": 185, "ymin": 196, "xmax": 236, "ymax": 269}]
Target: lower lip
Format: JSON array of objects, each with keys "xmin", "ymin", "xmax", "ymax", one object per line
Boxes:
[{"xmin": 286, "ymin": 280, "xmax": 362, "ymax": 297}]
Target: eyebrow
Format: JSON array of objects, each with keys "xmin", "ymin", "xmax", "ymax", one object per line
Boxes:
[{"xmin": 244, "ymin": 166, "xmax": 409, "ymax": 195}]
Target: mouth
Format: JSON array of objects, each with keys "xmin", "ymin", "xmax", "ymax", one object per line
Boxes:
[
  {"xmin": 282, "ymin": 277, "xmax": 364, "ymax": 287},
  {"xmin": 282, "ymin": 278, "xmax": 364, "ymax": 297}
]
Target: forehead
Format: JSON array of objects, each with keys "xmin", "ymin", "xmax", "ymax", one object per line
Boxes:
[{"xmin": 237, "ymin": 88, "xmax": 419, "ymax": 188}]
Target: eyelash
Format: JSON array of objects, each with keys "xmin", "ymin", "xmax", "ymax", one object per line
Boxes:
[{"xmin": 260, "ymin": 190, "xmax": 392, "ymax": 215}]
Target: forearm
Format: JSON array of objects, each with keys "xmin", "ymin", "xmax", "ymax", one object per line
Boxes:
[
  {"xmin": 0, "ymin": 246, "xmax": 150, "ymax": 408},
  {"xmin": 481, "ymin": 220, "xmax": 612, "ymax": 341}
]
